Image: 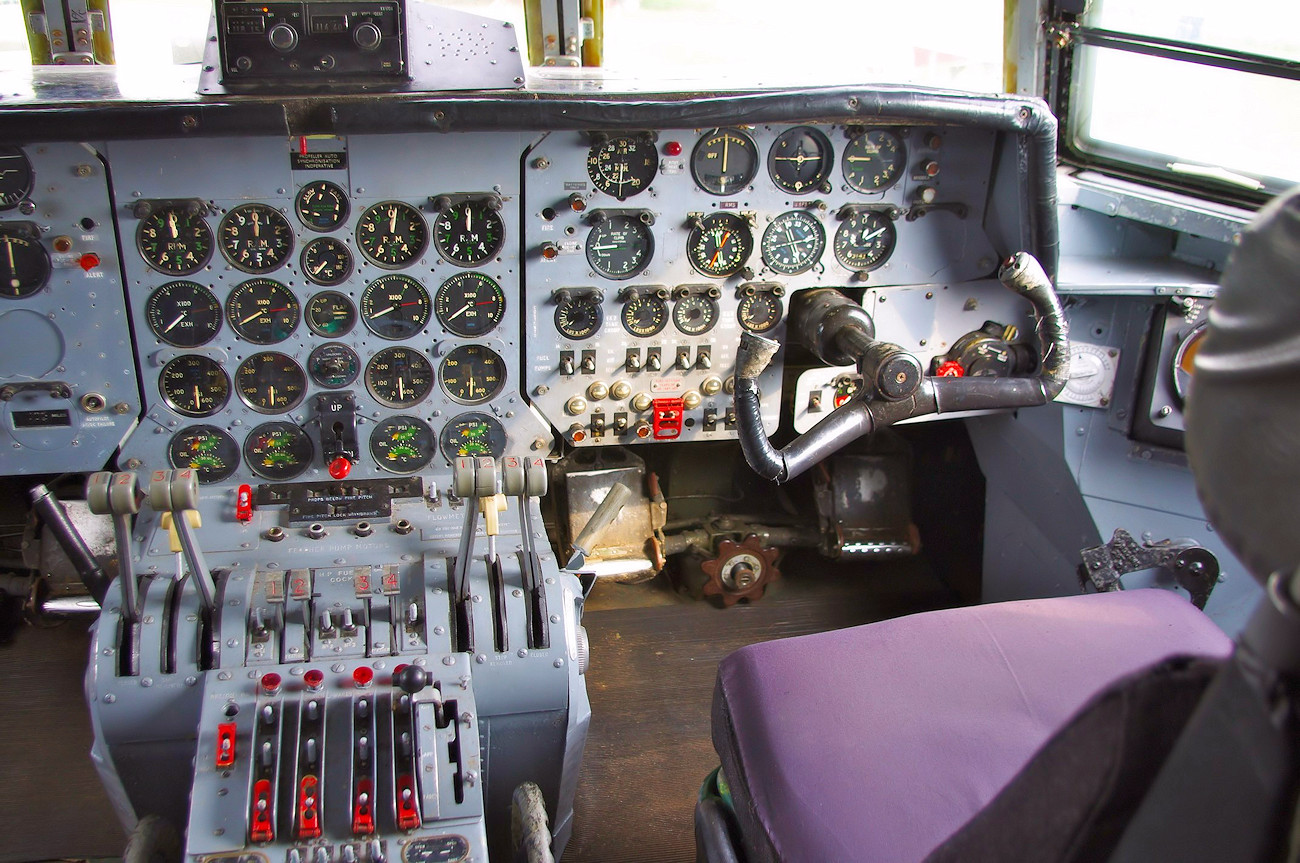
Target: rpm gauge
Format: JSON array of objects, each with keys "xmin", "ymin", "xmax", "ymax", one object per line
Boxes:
[
  {"xmin": 160, "ymin": 355, "xmax": 230, "ymax": 418},
  {"xmin": 227, "ymin": 278, "xmax": 300, "ymax": 345},
  {"xmin": 0, "ymin": 147, "xmax": 34, "ymax": 210},
  {"xmin": 145, "ymin": 281, "xmax": 222, "ymax": 347},
  {"xmin": 243, "ymin": 421, "xmax": 313, "ymax": 481},
  {"xmin": 137, "ymin": 205, "xmax": 213, "ymax": 275},
  {"xmin": 305, "ymin": 290, "xmax": 357, "ymax": 337},
  {"xmin": 433, "ymin": 199, "xmax": 505, "ymax": 267},
  {"xmin": 687, "ymin": 212, "xmax": 753, "ymax": 279},
  {"xmin": 168, "ymin": 425, "xmax": 240, "ymax": 484},
  {"xmin": 301, "ymin": 237, "xmax": 353, "ymax": 287},
  {"xmin": 843, "ymin": 130, "xmax": 906, "ymax": 193},
  {"xmin": 768, "ymin": 126, "xmax": 833, "ymax": 194},
  {"xmin": 691, "ymin": 128, "xmax": 758, "ymax": 195},
  {"xmin": 356, "ymin": 201, "xmax": 428, "ymax": 269},
  {"xmin": 439, "ymin": 344, "xmax": 506, "ymax": 405},
  {"xmin": 434, "ymin": 272, "xmax": 505, "ymax": 337},
  {"xmin": 833, "ymin": 210, "xmax": 897, "ymax": 272},
  {"xmin": 295, "ymin": 180, "xmax": 349, "ymax": 232},
  {"xmin": 370, "ymin": 416, "xmax": 435, "ymax": 474},
  {"xmin": 439, "ymin": 412, "xmax": 507, "ymax": 461},
  {"xmin": 366, "ymin": 346, "xmax": 434, "ymax": 409},
  {"xmin": 0, "ymin": 232, "xmax": 51, "ymax": 299},
  {"xmin": 235, "ymin": 352, "xmax": 306, "ymax": 414},
  {"xmin": 621, "ymin": 293, "xmax": 668, "ymax": 337},
  {"xmin": 761, "ymin": 210, "xmax": 825, "ymax": 275},
  {"xmin": 219, "ymin": 203, "xmax": 294, "ymax": 274},
  {"xmin": 360, "ymin": 275, "xmax": 431, "ymax": 340},
  {"xmin": 587, "ymin": 135, "xmax": 658, "ymax": 200},
  {"xmin": 586, "ymin": 213, "xmax": 654, "ymax": 280}
]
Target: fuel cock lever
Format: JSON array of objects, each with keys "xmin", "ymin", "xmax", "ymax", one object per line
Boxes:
[
  {"xmin": 87, "ymin": 471, "xmax": 144, "ymax": 623},
  {"xmin": 147, "ymin": 469, "xmax": 217, "ymax": 614}
]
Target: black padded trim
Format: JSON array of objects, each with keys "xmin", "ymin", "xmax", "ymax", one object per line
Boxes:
[{"xmin": 712, "ymin": 676, "xmax": 780, "ymax": 863}]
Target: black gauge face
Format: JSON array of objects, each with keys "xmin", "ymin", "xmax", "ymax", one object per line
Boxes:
[
  {"xmin": 360, "ymin": 275, "xmax": 431, "ymax": 340},
  {"xmin": 0, "ymin": 233, "xmax": 51, "ymax": 299},
  {"xmin": 356, "ymin": 201, "xmax": 428, "ymax": 269},
  {"xmin": 673, "ymin": 294, "xmax": 719, "ymax": 335},
  {"xmin": 843, "ymin": 130, "xmax": 906, "ymax": 193},
  {"xmin": 366, "ymin": 346, "xmax": 434, "ymax": 408},
  {"xmin": 243, "ymin": 421, "xmax": 313, "ymax": 481},
  {"xmin": 145, "ymin": 281, "xmax": 222, "ymax": 347},
  {"xmin": 587, "ymin": 135, "xmax": 658, "ymax": 200},
  {"xmin": 687, "ymin": 212, "xmax": 753, "ymax": 278},
  {"xmin": 439, "ymin": 344, "xmax": 506, "ymax": 405},
  {"xmin": 434, "ymin": 272, "xmax": 505, "ymax": 337},
  {"xmin": 691, "ymin": 128, "xmax": 759, "ymax": 195},
  {"xmin": 235, "ymin": 352, "xmax": 306, "ymax": 414},
  {"xmin": 761, "ymin": 210, "xmax": 826, "ymax": 275},
  {"xmin": 554, "ymin": 293, "xmax": 603, "ymax": 340},
  {"xmin": 621, "ymin": 293, "xmax": 668, "ymax": 337},
  {"xmin": 768, "ymin": 127, "xmax": 833, "ymax": 194},
  {"xmin": 307, "ymin": 342, "xmax": 360, "ymax": 389},
  {"xmin": 440, "ymin": 412, "xmax": 507, "ymax": 461},
  {"xmin": 586, "ymin": 214, "xmax": 654, "ymax": 280},
  {"xmin": 305, "ymin": 291, "xmax": 357, "ymax": 337},
  {"xmin": 227, "ymin": 278, "xmax": 300, "ymax": 345},
  {"xmin": 834, "ymin": 210, "xmax": 897, "ymax": 272},
  {"xmin": 301, "ymin": 237, "xmax": 353, "ymax": 287},
  {"xmin": 168, "ymin": 425, "xmax": 240, "ymax": 484},
  {"xmin": 370, "ymin": 416, "xmax": 435, "ymax": 474},
  {"xmin": 219, "ymin": 203, "xmax": 294, "ymax": 274},
  {"xmin": 738, "ymin": 292, "xmax": 784, "ymax": 334},
  {"xmin": 433, "ymin": 200, "xmax": 505, "ymax": 267},
  {"xmin": 295, "ymin": 181, "xmax": 350, "ymax": 232},
  {"xmin": 137, "ymin": 205, "xmax": 213, "ymax": 275},
  {"xmin": 0, "ymin": 147, "xmax": 34, "ymax": 210},
  {"xmin": 160, "ymin": 354, "xmax": 230, "ymax": 418}
]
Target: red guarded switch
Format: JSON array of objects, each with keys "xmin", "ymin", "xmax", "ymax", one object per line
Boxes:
[
  {"xmin": 651, "ymin": 398, "xmax": 685, "ymax": 440},
  {"xmin": 297, "ymin": 774, "xmax": 322, "ymax": 839},
  {"xmin": 353, "ymin": 778, "xmax": 375, "ymax": 835},
  {"xmin": 396, "ymin": 774, "xmax": 421, "ymax": 830},
  {"xmin": 250, "ymin": 778, "xmax": 274, "ymax": 842},
  {"xmin": 216, "ymin": 722, "xmax": 237, "ymax": 768},
  {"xmin": 235, "ymin": 484, "xmax": 253, "ymax": 522}
]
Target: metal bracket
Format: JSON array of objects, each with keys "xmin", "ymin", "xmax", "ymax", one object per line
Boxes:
[{"xmin": 1080, "ymin": 528, "xmax": 1220, "ymax": 609}]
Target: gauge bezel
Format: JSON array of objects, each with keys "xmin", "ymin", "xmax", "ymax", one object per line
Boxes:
[
  {"xmin": 234, "ymin": 352, "xmax": 307, "ymax": 414},
  {"xmin": 307, "ymin": 342, "xmax": 361, "ymax": 389},
  {"xmin": 360, "ymin": 274, "xmax": 432, "ymax": 340},
  {"xmin": 136, "ymin": 205, "xmax": 214, "ymax": 276},
  {"xmin": 218, "ymin": 203, "xmax": 295, "ymax": 274},
  {"xmin": 554, "ymin": 293, "xmax": 604, "ymax": 340},
  {"xmin": 243, "ymin": 421, "xmax": 314, "ymax": 481},
  {"xmin": 842, "ymin": 129, "xmax": 907, "ymax": 193},
  {"xmin": 587, "ymin": 135, "xmax": 659, "ymax": 200},
  {"xmin": 439, "ymin": 343, "xmax": 507, "ymax": 405},
  {"xmin": 687, "ymin": 212, "xmax": 754, "ymax": 279},
  {"xmin": 145, "ymin": 281, "xmax": 223, "ymax": 347},
  {"xmin": 761, "ymin": 210, "xmax": 826, "ymax": 276},
  {"xmin": 370, "ymin": 415, "xmax": 435, "ymax": 474},
  {"xmin": 737, "ymin": 292, "xmax": 784, "ymax": 334},
  {"xmin": 434, "ymin": 272, "xmax": 506, "ymax": 338},
  {"xmin": 168, "ymin": 425, "xmax": 240, "ymax": 484},
  {"xmin": 432, "ymin": 199, "xmax": 506, "ymax": 267},
  {"xmin": 767, "ymin": 126, "xmax": 834, "ymax": 195},
  {"xmin": 355, "ymin": 200, "xmax": 428, "ymax": 270},
  {"xmin": 159, "ymin": 354, "xmax": 231, "ymax": 418},
  {"xmin": 586, "ymin": 213, "xmax": 655, "ymax": 281},
  {"xmin": 366, "ymin": 346, "xmax": 435, "ymax": 409},
  {"xmin": 0, "ymin": 232, "xmax": 52, "ymax": 299},
  {"xmin": 294, "ymin": 180, "xmax": 350, "ymax": 232},
  {"xmin": 833, "ymin": 209, "xmax": 897, "ymax": 272},
  {"xmin": 0, "ymin": 146, "xmax": 35, "ymax": 211},
  {"xmin": 690, "ymin": 128, "xmax": 760, "ymax": 196},
  {"xmin": 305, "ymin": 290, "xmax": 357, "ymax": 338},
  {"xmin": 300, "ymin": 237, "xmax": 354, "ymax": 287},
  {"xmin": 226, "ymin": 278, "xmax": 301, "ymax": 345},
  {"xmin": 439, "ymin": 411, "xmax": 507, "ymax": 462}
]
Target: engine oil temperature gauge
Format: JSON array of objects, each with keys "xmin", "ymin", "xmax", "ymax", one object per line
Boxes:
[
  {"xmin": 168, "ymin": 425, "xmax": 240, "ymax": 484},
  {"xmin": 439, "ymin": 412, "xmax": 507, "ymax": 461},
  {"xmin": 1057, "ymin": 342, "xmax": 1120, "ymax": 409},
  {"xmin": 243, "ymin": 421, "xmax": 313, "ymax": 481},
  {"xmin": 370, "ymin": 416, "xmax": 435, "ymax": 474}
]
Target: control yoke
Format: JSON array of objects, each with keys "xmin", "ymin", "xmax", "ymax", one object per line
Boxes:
[{"xmin": 734, "ymin": 251, "xmax": 1070, "ymax": 483}]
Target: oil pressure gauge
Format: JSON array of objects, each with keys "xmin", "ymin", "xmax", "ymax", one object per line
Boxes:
[
  {"xmin": 439, "ymin": 412, "xmax": 507, "ymax": 461},
  {"xmin": 243, "ymin": 421, "xmax": 313, "ymax": 481},
  {"xmin": 168, "ymin": 425, "xmax": 240, "ymax": 484},
  {"xmin": 370, "ymin": 416, "xmax": 435, "ymax": 474}
]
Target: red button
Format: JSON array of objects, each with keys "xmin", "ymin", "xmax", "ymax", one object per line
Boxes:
[
  {"xmin": 304, "ymin": 669, "xmax": 324, "ymax": 690},
  {"xmin": 664, "ymin": 141, "xmax": 682, "ymax": 156},
  {"xmin": 78, "ymin": 253, "xmax": 100, "ymax": 272},
  {"xmin": 261, "ymin": 672, "xmax": 282, "ymax": 694},
  {"xmin": 353, "ymin": 666, "xmax": 374, "ymax": 688},
  {"xmin": 329, "ymin": 456, "xmax": 352, "ymax": 479}
]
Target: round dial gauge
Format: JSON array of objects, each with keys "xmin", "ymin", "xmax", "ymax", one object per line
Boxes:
[
  {"xmin": 843, "ymin": 130, "xmax": 906, "ymax": 193},
  {"xmin": 1060, "ymin": 342, "xmax": 1119, "ymax": 408},
  {"xmin": 440, "ymin": 412, "xmax": 507, "ymax": 461},
  {"xmin": 0, "ymin": 233, "xmax": 51, "ymax": 299},
  {"xmin": 1173, "ymin": 322, "xmax": 1208, "ymax": 404},
  {"xmin": 673, "ymin": 294, "xmax": 719, "ymax": 335},
  {"xmin": 834, "ymin": 210, "xmax": 897, "ymax": 272},
  {"xmin": 137, "ymin": 205, "xmax": 213, "ymax": 276},
  {"xmin": 146, "ymin": 281, "xmax": 222, "ymax": 347},
  {"xmin": 0, "ymin": 147, "xmax": 34, "ymax": 210},
  {"xmin": 307, "ymin": 342, "xmax": 361, "ymax": 389},
  {"xmin": 366, "ymin": 346, "xmax": 434, "ymax": 408},
  {"xmin": 554, "ymin": 292, "xmax": 603, "ymax": 340},
  {"xmin": 370, "ymin": 416, "xmax": 435, "ymax": 474},
  {"xmin": 219, "ymin": 204, "xmax": 294, "ymax": 273},
  {"xmin": 356, "ymin": 201, "xmax": 428, "ymax": 269},
  {"xmin": 587, "ymin": 135, "xmax": 658, "ymax": 200},
  {"xmin": 168, "ymin": 425, "xmax": 240, "ymax": 484},
  {"xmin": 688, "ymin": 212, "xmax": 753, "ymax": 279},
  {"xmin": 295, "ymin": 180, "xmax": 350, "ymax": 232},
  {"xmin": 586, "ymin": 214, "xmax": 654, "ymax": 280},
  {"xmin": 738, "ymin": 292, "xmax": 784, "ymax": 334},
  {"xmin": 301, "ymin": 237, "xmax": 353, "ymax": 286},
  {"xmin": 761, "ymin": 210, "xmax": 826, "ymax": 275},
  {"xmin": 439, "ymin": 344, "xmax": 506, "ymax": 405},
  {"xmin": 433, "ymin": 199, "xmax": 505, "ymax": 267},
  {"xmin": 160, "ymin": 355, "xmax": 230, "ymax": 418},
  {"xmin": 691, "ymin": 128, "xmax": 759, "ymax": 195},
  {"xmin": 227, "ymin": 278, "xmax": 300, "ymax": 345},
  {"xmin": 235, "ymin": 352, "xmax": 306, "ymax": 414},
  {"xmin": 360, "ymin": 275, "xmax": 431, "ymax": 340},
  {"xmin": 621, "ymin": 293, "xmax": 668, "ymax": 337},
  {"xmin": 243, "ymin": 421, "xmax": 313, "ymax": 481},
  {"xmin": 305, "ymin": 291, "xmax": 357, "ymax": 337},
  {"xmin": 435, "ymin": 272, "xmax": 505, "ymax": 337},
  {"xmin": 768, "ymin": 126, "xmax": 833, "ymax": 194}
]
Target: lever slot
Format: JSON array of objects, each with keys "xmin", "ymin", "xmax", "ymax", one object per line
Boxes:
[{"xmin": 488, "ymin": 556, "xmax": 508, "ymax": 654}]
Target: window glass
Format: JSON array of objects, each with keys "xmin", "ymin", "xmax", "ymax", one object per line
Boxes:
[{"xmin": 1088, "ymin": 0, "xmax": 1300, "ymax": 63}]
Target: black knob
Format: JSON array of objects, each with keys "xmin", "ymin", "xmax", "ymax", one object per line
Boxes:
[
  {"xmin": 353, "ymin": 21, "xmax": 382, "ymax": 51},
  {"xmin": 268, "ymin": 22, "xmax": 299, "ymax": 52},
  {"xmin": 395, "ymin": 665, "xmax": 428, "ymax": 694}
]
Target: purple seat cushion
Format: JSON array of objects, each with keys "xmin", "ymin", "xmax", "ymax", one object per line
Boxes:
[{"xmin": 712, "ymin": 590, "xmax": 1234, "ymax": 863}]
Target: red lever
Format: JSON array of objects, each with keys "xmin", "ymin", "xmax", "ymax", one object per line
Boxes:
[
  {"xmin": 353, "ymin": 778, "xmax": 376, "ymax": 835},
  {"xmin": 215, "ymin": 723, "xmax": 237, "ymax": 768},
  {"xmin": 329, "ymin": 456, "xmax": 353, "ymax": 479},
  {"xmin": 235, "ymin": 484, "xmax": 253, "ymax": 522},
  {"xmin": 297, "ymin": 775, "xmax": 321, "ymax": 839},
  {"xmin": 396, "ymin": 774, "xmax": 421, "ymax": 830},
  {"xmin": 250, "ymin": 778, "xmax": 274, "ymax": 842}
]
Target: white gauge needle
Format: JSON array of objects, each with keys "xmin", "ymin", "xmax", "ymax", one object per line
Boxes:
[
  {"xmin": 447, "ymin": 303, "xmax": 473, "ymax": 321},
  {"xmin": 163, "ymin": 312, "xmax": 187, "ymax": 332},
  {"xmin": 370, "ymin": 305, "xmax": 396, "ymax": 319},
  {"xmin": 268, "ymin": 385, "xmax": 276, "ymax": 406},
  {"xmin": 388, "ymin": 206, "xmax": 398, "ymax": 233},
  {"xmin": 861, "ymin": 227, "xmax": 887, "ymax": 243},
  {"xmin": 193, "ymin": 386, "xmax": 202, "ymax": 409},
  {"xmin": 252, "ymin": 210, "xmax": 261, "ymax": 237},
  {"xmin": 167, "ymin": 211, "xmax": 179, "ymax": 238},
  {"xmin": 311, "ymin": 260, "xmax": 329, "ymax": 275},
  {"xmin": 398, "ymin": 376, "xmax": 406, "ymax": 401},
  {"xmin": 465, "ymin": 206, "xmax": 471, "ymax": 231},
  {"xmin": 239, "ymin": 309, "xmax": 265, "ymax": 325}
]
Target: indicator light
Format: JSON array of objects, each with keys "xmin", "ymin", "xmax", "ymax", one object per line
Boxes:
[
  {"xmin": 78, "ymin": 252, "xmax": 100, "ymax": 271},
  {"xmin": 353, "ymin": 666, "xmax": 374, "ymax": 688},
  {"xmin": 261, "ymin": 672, "xmax": 282, "ymax": 694},
  {"xmin": 304, "ymin": 669, "xmax": 324, "ymax": 690},
  {"xmin": 664, "ymin": 141, "xmax": 682, "ymax": 156}
]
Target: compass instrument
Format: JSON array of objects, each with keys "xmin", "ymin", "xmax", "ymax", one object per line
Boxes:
[
  {"xmin": 294, "ymin": 180, "xmax": 349, "ymax": 232},
  {"xmin": 226, "ymin": 278, "xmax": 300, "ymax": 345},
  {"xmin": 434, "ymin": 272, "xmax": 506, "ymax": 337},
  {"xmin": 833, "ymin": 210, "xmax": 897, "ymax": 272},
  {"xmin": 167, "ymin": 425, "xmax": 240, "ymax": 484},
  {"xmin": 842, "ymin": 129, "xmax": 906, "ymax": 193},
  {"xmin": 0, "ymin": 230, "xmax": 51, "ymax": 299},
  {"xmin": 587, "ymin": 134, "xmax": 658, "ymax": 200},
  {"xmin": 737, "ymin": 290, "xmax": 783, "ymax": 334},
  {"xmin": 145, "ymin": 281, "xmax": 222, "ymax": 347},
  {"xmin": 360, "ymin": 275, "xmax": 431, "ymax": 340},
  {"xmin": 673, "ymin": 292, "xmax": 719, "ymax": 335},
  {"xmin": 137, "ymin": 204, "xmax": 213, "ymax": 275},
  {"xmin": 160, "ymin": 355, "xmax": 230, "ymax": 418},
  {"xmin": 369, "ymin": 416, "xmax": 435, "ymax": 474},
  {"xmin": 768, "ymin": 126, "xmax": 833, "ymax": 194},
  {"xmin": 307, "ymin": 342, "xmax": 361, "ymax": 389},
  {"xmin": 0, "ymin": 146, "xmax": 34, "ymax": 210},
  {"xmin": 356, "ymin": 200, "xmax": 428, "ymax": 269},
  {"xmin": 691, "ymin": 128, "xmax": 759, "ymax": 195},
  {"xmin": 687, "ymin": 212, "xmax": 753, "ymax": 278},
  {"xmin": 300, "ymin": 237, "xmax": 353, "ymax": 286},
  {"xmin": 586, "ymin": 212, "xmax": 654, "ymax": 280},
  {"xmin": 439, "ymin": 344, "xmax": 506, "ymax": 405},
  {"xmin": 243, "ymin": 421, "xmax": 313, "ymax": 481},
  {"xmin": 366, "ymin": 346, "xmax": 434, "ymax": 408},
  {"xmin": 305, "ymin": 290, "xmax": 357, "ymax": 337},
  {"xmin": 439, "ymin": 412, "xmax": 507, "ymax": 461},
  {"xmin": 761, "ymin": 210, "xmax": 825, "ymax": 275},
  {"xmin": 219, "ymin": 203, "xmax": 294, "ymax": 273},
  {"xmin": 235, "ymin": 352, "xmax": 306, "ymax": 414},
  {"xmin": 433, "ymin": 198, "xmax": 505, "ymax": 267},
  {"xmin": 554, "ymin": 290, "xmax": 604, "ymax": 340},
  {"xmin": 620, "ymin": 291, "xmax": 668, "ymax": 337}
]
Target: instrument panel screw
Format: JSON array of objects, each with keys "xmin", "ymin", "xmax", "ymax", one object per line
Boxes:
[
  {"xmin": 442, "ymin": 655, "xmax": 456, "ymax": 666},
  {"xmin": 103, "ymin": 694, "xmax": 116, "ymax": 704}
]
